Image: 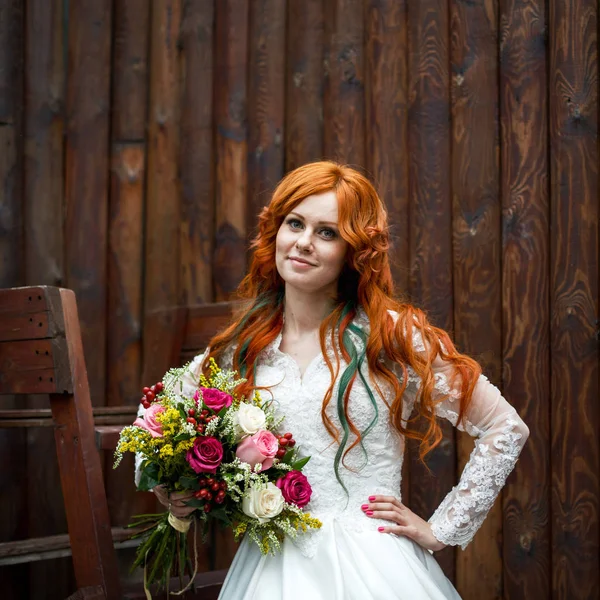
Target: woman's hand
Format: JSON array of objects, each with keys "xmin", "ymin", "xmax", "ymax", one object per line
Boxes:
[
  {"xmin": 362, "ymin": 495, "xmax": 447, "ymax": 552},
  {"xmin": 153, "ymin": 484, "xmax": 196, "ymax": 519}
]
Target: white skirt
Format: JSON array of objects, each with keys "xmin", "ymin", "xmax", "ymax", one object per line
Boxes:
[{"xmin": 218, "ymin": 520, "xmax": 461, "ymax": 600}]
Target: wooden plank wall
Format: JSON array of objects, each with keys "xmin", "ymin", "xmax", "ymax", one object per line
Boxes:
[{"xmin": 0, "ymin": 1, "xmax": 598, "ymax": 599}]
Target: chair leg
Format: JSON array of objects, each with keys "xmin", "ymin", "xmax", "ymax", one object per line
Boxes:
[{"xmin": 50, "ymin": 289, "xmax": 121, "ymax": 599}]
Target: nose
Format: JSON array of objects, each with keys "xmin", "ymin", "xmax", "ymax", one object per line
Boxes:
[{"xmin": 295, "ymin": 228, "xmax": 312, "ymax": 252}]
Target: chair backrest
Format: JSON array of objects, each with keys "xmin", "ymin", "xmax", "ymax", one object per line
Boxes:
[
  {"xmin": 0, "ymin": 286, "xmax": 121, "ymax": 600},
  {"xmin": 140, "ymin": 301, "xmax": 236, "ymax": 387}
]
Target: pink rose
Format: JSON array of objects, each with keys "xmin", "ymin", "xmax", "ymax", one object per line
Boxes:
[
  {"xmin": 235, "ymin": 430, "xmax": 278, "ymax": 471},
  {"xmin": 133, "ymin": 403, "xmax": 165, "ymax": 438},
  {"xmin": 276, "ymin": 470, "xmax": 312, "ymax": 508},
  {"xmin": 199, "ymin": 387, "xmax": 233, "ymax": 412},
  {"xmin": 186, "ymin": 436, "xmax": 224, "ymax": 474}
]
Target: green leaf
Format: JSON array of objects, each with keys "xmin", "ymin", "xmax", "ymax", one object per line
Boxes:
[
  {"xmin": 178, "ymin": 475, "xmax": 201, "ymax": 491},
  {"xmin": 174, "ymin": 432, "xmax": 192, "ymax": 443},
  {"xmin": 137, "ymin": 462, "xmax": 161, "ymax": 491},
  {"xmin": 178, "ymin": 406, "xmax": 188, "ymax": 421},
  {"xmin": 217, "ymin": 405, "xmax": 230, "ymax": 419},
  {"xmin": 291, "ymin": 456, "xmax": 310, "ymax": 470},
  {"xmin": 209, "ymin": 506, "xmax": 232, "ymax": 526},
  {"xmin": 281, "ymin": 449, "xmax": 295, "ymax": 464}
]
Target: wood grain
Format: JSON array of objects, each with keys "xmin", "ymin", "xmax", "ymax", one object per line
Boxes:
[
  {"xmin": 405, "ymin": 0, "xmax": 456, "ymax": 580},
  {"xmin": 0, "ymin": 2, "xmax": 27, "ymax": 597},
  {"xmin": 365, "ymin": 0, "xmax": 409, "ymax": 292},
  {"xmin": 213, "ymin": 0, "xmax": 249, "ymax": 300},
  {"xmin": 285, "ymin": 0, "xmax": 324, "ymax": 170},
  {"xmin": 64, "ymin": 0, "xmax": 112, "ymax": 406},
  {"xmin": 499, "ymin": 1, "xmax": 551, "ymax": 598},
  {"xmin": 106, "ymin": 0, "xmax": 151, "ymax": 535},
  {"xmin": 549, "ymin": 1, "xmax": 599, "ymax": 597},
  {"xmin": 247, "ymin": 0, "xmax": 286, "ymax": 236},
  {"xmin": 323, "ymin": 0, "xmax": 365, "ymax": 166},
  {"xmin": 180, "ymin": 0, "xmax": 215, "ymax": 305},
  {"xmin": 142, "ymin": 0, "xmax": 183, "ymax": 386},
  {"xmin": 449, "ymin": 0, "xmax": 503, "ymax": 597}
]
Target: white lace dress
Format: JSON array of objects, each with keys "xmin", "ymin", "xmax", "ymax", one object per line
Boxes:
[{"xmin": 178, "ymin": 310, "xmax": 529, "ymax": 600}]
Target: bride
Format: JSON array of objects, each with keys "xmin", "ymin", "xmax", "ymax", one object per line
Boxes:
[{"xmin": 150, "ymin": 161, "xmax": 529, "ymax": 599}]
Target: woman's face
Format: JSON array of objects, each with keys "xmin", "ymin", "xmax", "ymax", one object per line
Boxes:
[{"xmin": 275, "ymin": 191, "xmax": 348, "ymax": 295}]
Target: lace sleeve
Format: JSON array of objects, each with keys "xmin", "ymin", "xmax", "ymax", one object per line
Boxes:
[{"xmin": 408, "ymin": 331, "xmax": 529, "ymax": 550}]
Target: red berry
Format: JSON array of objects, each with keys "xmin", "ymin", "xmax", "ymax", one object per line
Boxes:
[
  {"xmin": 220, "ymin": 481, "xmax": 227, "ymax": 491},
  {"xmin": 206, "ymin": 477, "xmax": 215, "ymax": 486},
  {"xmin": 145, "ymin": 390, "xmax": 155, "ymax": 401},
  {"xmin": 188, "ymin": 408, "xmax": 196, "ymax": 416},
  {"xmin": 288, "ymin": 440, "xmax": 296, "ymax": 447},
  {"xmin": 215, "ymin": 495, "xmax": 225, "ymax": 505},
  {"xmin": 187, "ymin": 417, "xmax": 197, "ymax": 426},
  {"xmin": 201, "ymin": 410, "xmax": 209, "ymax": 417},
  {"xmin": 142, "ymin": 400, "xmax": 151, "ymax": 409},
  {"xmin": 203, "ymin": 503, "xmax": 212, "ymax": 513},
  {"xmin": 276, "ymin": 448, "xmax": 286, "ymax": 458},
  {"xmin": 155, "ymin": 382, "xmax": 164, "ymax": 392},
  {"xmin": 279, "ymin": 438, "xmax": 288, "ymax": 447},
  {"xmin": 211, "ymin": 482, "xmax": 220, "ymax": 492},
  {"xmin": 197, "ymin": 425, "xmax": 205, "ymax": 434},
  {"xmin": 198, "ymin": 480, "xmax": 207, "ymax": 489},
  {"xmin": 284, "ymin": 432, "xmax": 293, "ymax": 439},
  {"xmin": 194, "ymin": 490, "xmax": 203, "ymax": 499},
  {"xmin": 150, "ymin": 385, "xmax": 156, "ymax": 392},
  {"xmin": 206, "ymin": 492, "xmax": 213, "ymax": 501},
  {"xmin": 142, "ymin": 387, "xmax": 151, "ymax": 395},
  {"xmin": 199, "ymin": 488, "xmax": 208, "ymax": 498}
]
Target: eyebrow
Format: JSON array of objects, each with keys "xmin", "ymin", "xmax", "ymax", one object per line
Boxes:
[{"xmin": 288, "ymin": 212, "xmax": 338, "ymax": 227}]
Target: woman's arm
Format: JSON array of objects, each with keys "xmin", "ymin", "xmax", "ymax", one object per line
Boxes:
[{"xmin": 416, "ymin": 352, "xmax": 530, "ymax": 549}]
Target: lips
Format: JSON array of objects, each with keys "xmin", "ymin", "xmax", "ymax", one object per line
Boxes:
[{"xmin": 288, "ymin": 256, "xmax": 316, "ymax": 267}]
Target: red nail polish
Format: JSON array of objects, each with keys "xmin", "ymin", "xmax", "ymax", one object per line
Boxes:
[
  {"xmin": 369, "ymin": 496, "xmax": 376, "ymax": 502},
  {"xmin": 361, "ymin": 504, "xmax": 369, "ymax": 510},
  {"xmin": 366, "ymin": 510, "xmax": 373, "ymax": 516},
  {"xmin": 378, "ymin": 526, "xmax": 384, "ymax": 532}
]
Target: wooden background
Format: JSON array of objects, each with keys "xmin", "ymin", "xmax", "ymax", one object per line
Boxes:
[{"xmin": 0, "ymin": 0, "xmax": 598, "ymax": 598}]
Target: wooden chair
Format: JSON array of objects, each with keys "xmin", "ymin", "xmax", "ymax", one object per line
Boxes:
[
  {"xmin": 0, "ymin": 286, "xmax": 121, "ymax": 599},
  {"xmin": 0, "ymin": 286, "xmax": 234, "ymax": 599}
]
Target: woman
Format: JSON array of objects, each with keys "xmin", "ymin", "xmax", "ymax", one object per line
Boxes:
[{"xmin": 152, "ymin": 161, "xmax": 529, "ymax": 599}]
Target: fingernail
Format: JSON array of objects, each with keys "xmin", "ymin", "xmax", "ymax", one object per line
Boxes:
[
  {"xmin": 361, "ymin": 504, "xmax": 369, "ymax": 510},
  {"xmin": 366, "ymin": 510, "xmax": 373, "ymax": 516},
  {"xmin": 378, "ymin": 526, "xmax": 385, "ymax": 532},
  {"xmin": 369, "ymin": 496, "xmax": 376, "ymax": 502}
]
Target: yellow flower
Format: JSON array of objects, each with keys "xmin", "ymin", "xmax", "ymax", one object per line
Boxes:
[
  {"xmin": 159, "ymin": 444, "xmax": 174, "ymax": 459},
  {"xmin": 175, "ymin": 439, "xmax": 194, "ymax": 455},
  {"xmin": 155, "ymin": 407, "xmax": 181, "ymax": 437}
]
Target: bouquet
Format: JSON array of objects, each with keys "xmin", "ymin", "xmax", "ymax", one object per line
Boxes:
[{"xmin": 114, "ymin": 358, "xmax": 321, "ymax": 593}]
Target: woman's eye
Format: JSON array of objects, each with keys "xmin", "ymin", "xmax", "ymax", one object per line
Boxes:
[
  {"xmin": 320, "ymin": 228, "xmax": 336, "ymax": 239},
  {"xmin": 287, "ymin": 218, "xmax": 303, "ymax": 229}
]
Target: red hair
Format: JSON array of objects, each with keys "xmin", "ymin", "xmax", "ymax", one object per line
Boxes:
[{"xmin": 205, "ymin": 161, "xmax": 480, "ymax": 463}]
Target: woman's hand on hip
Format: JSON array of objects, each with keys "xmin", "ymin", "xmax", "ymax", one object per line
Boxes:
[{"xmin": 362, "ymin": 495, "xmax": 447, "ymax": 552}]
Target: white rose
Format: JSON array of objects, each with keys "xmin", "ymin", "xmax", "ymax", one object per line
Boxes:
[
  {"xmin": 234, "ymin": 403, "xmax": 266, "ymax": 439},
  {"xmin": 242, "ymin": 483, "xmax": 285, "ymax": 524}
]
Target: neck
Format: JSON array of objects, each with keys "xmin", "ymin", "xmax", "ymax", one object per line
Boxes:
[{"xmin": 282, "ymin": 285, "xmax": 335, "ymax": 336}]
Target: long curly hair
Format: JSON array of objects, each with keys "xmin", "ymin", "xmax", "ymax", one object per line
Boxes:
[{"xmin": 205, "ymin": 161, "xmax": 480, "ymax": 480}]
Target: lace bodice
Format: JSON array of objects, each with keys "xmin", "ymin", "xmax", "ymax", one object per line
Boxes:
[{"xmin": 153, "ymin": 309, "xmax": 529, "ymax": 558}]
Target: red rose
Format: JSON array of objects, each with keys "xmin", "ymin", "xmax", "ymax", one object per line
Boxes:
[
  {"xmin": 199, "ymin": 387, "xmax": 233, "ymax": 412},
  {"xmin": 186, "ymin": 436, "xmax": 223, "ymax": 474},
  {"xmin": 276, "ymin": 470, "xmax": 312, "ymax": 508}
]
